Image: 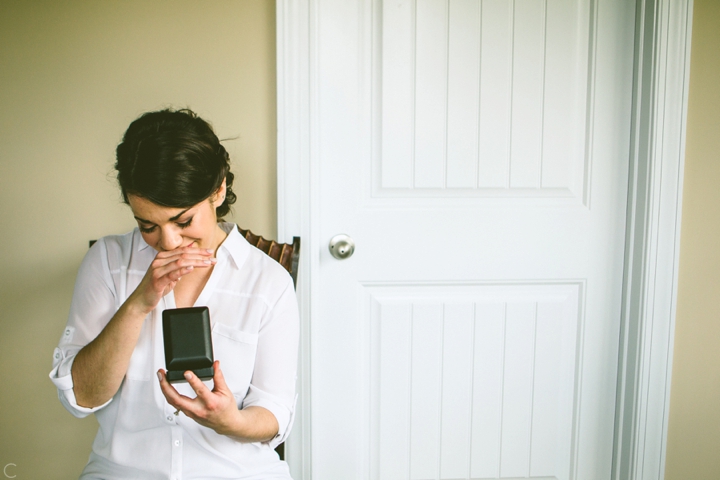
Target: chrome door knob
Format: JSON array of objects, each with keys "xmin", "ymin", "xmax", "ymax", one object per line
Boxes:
[{"xmin": 329, "ymin": 234, "xmax": 355, "ymax": 259}]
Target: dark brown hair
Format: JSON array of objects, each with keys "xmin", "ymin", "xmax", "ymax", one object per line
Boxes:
[{"xmin": 115, "ymin": 108, "xmax": 236, "ymax": 218}]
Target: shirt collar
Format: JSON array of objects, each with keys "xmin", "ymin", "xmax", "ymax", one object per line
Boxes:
[{"xmin": 217, "ymin": 222, "xmax": 250, "ymax": 270}]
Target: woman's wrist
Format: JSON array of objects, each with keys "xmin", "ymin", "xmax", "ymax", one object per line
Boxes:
[
  {"xmin": 124, "ymin": 289, "xmax": 157, "ymax": 317},
  {"xmin": 217, "ymin": 406, "xmax": 278, "ymax": 443},
  {"xmin": 213, "ymin": 407, "xmax": 245, "ymax": 438}
]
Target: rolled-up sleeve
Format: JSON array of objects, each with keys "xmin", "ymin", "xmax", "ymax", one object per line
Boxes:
[
  {"xmin": 49, "ymin": 239, "xmax": 117, "ymax": 417},
  {"xmin": 243, "ymin": 277, "xmax": 300, "ymax": 448},
  {"xmin": 50, "ymin": 344, "xmax": 112, "ymax": 417}
]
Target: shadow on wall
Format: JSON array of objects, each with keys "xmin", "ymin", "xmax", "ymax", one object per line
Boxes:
[{"xmin": 0, "ymin": 263, "xmax": 98, "ymax": 479}]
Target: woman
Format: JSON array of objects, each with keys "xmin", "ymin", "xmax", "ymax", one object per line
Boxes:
[{"xmin": 49, "ymin": 109, "xmax": 299, "ymax": 479}]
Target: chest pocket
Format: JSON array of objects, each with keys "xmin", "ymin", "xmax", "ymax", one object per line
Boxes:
[{"xmin": 212, "ymin": 323, "xmax": 258, "ymax": 404}]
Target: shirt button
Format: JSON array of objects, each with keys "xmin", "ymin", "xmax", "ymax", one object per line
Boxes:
[
  {"xmin": 166, "ymin": 415, "xmax": 173, "ymax": 421},
  {"xmin": 55, "ymin": 352, "xmax": 61, "ymax": 359},
  {"xmin": 64, "ymin": 329, "xmax": 71, "ymax": 336},
  {"xmin": 174, "ymin": 440, "xmax": 181, "ymax": 446}
]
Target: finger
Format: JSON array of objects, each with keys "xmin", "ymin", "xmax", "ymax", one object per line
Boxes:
[
  {"xmin": 145, "ymin": 264, "xmax": 197, "ymax": 301},
  {"xmin": 210, "ymin": 361, "xmax": 231, "ymax": 394},
  {"xmin": 157, "ymin": 250, "xmax": 215, "ymax": 262},
  {"xmin": 183, "ymin": 370, "xmax": 214, "ymax": 403},
  {"xmin": 168, "ymin": 265, "xmax": 194, "ymax": 282},
  {"xmin": 162, "ymin": 252, "xmax": 217, "ymax": 270},
  {"xmin": 149, "ymin": 265, "xmax": 191, "ymax": 294},
  {"xmin": 155, "ymin": 247, "xmax": 215, "ymax": 260},
  {"xmin": 152, "ymin": 257, "xmax": 215, "ymax": 281},
  {"xmin": 162, "ymin": 280, "xmax": 179, "ymax": 297},
  {"xmin": 152, "ymin": 254, "xmax": 217, "ymax": 273},
  {"xmin": 149, "ymin": 255, "xmax": 214, "ymax": 279},
  {"xmin": 157, "ymin": 370, "xmax": 195, "ymax": 410}
]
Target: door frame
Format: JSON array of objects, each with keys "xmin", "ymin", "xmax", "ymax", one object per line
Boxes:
[{"xmin": 275, "ymin": 1, "xmax": 694, "ymax": 479}]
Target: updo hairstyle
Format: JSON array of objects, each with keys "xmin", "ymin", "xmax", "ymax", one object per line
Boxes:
[{"xmin": 115, "ymin": 108, "xmax": 237, "ymax": 219}]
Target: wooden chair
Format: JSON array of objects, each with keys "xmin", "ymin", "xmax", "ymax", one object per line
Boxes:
[
  {"xmin": 236, "ymin": 226, "xmax": 301, "ymax": 288},
  {"xmin": 91, "ymin": 227, "xmax": 301, "ymax": 459}
]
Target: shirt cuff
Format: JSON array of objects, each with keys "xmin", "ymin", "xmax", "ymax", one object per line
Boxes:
[
  {"xmin": 49, "ymin": 347, "xmax": 112, "ymax": 418},
  {"xmin": 242, "ymin": 385, "xmax": 297, "ymax": 449}
]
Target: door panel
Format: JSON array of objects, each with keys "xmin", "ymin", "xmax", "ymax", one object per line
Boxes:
[
  {"xmin": 368, "ymin": 284, "xmax": 579, "ymax": 479},
  {"xmin": 312, "ymin": 0, "xmax": 635, "ymax": 478},
  {"xmin": 378, "ymin": 0, "xmax": 588, "ymax": 199}
]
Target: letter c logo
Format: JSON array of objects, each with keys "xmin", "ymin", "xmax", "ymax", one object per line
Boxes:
[{"xmin": 3, "ymin": 463, "xmax": 16, "ymax": 478}]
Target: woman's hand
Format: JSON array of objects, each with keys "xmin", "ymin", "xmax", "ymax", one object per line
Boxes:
[
  {"xmin": 131, "ymin": 246, "xmax": 216, "ymax": 313},
  {"xmin": 157, "ymin": 361, "xmax": 279, "ymax": 442}
]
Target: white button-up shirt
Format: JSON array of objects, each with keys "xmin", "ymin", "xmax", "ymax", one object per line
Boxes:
[{"xmin": 49, "ymin": 223, "xmax": 299, "ymax": 479}]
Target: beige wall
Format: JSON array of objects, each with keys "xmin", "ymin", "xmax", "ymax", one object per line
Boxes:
[
  {"xmin": 665, "ymin": 1, "xmax": 720, "ymax": 478},
  {"xmin": 0, "ymin": 1, "xmax": 276, "ymax": 477}
]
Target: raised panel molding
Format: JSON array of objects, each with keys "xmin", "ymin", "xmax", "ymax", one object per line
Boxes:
[
  {"xmin": 374, "ymin": 0, "xmax": 592, "ymax": 202},
  {"xmin": 363, "ymin": 282, "xmax": 582, "ymax": 480}
]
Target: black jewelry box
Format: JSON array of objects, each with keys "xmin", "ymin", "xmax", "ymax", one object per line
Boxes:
[{"xmin": 162, "ymin": 307, "xmax": 215, "ymax": 383}]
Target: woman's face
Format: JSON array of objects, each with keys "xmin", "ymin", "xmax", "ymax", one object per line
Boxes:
[{"xmin": 127, "ymin": 184, "xmax": 226, "ymax": 252}]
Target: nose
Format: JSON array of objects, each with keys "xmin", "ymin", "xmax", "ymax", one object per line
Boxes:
[{"xmin": 158, "ymin": 226, "xmax": 183, "ymax": 251}]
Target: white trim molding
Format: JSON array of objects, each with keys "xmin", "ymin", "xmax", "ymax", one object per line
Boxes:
[
  {"xmin": 613, "ymin": 1, "xmax": 693, "ymax": 480},
  {"xmin": 276, "ymin": 1, "xmax": 314, "ymax": 479}
]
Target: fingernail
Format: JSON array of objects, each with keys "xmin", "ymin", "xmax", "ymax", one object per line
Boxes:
[
  {"xmin": 187, "ymin": 265, "xmax": 194, "ymax": 270},
  {"xmin": 184, "ymin": 371, "xmax": 192, "ymax": 380},
  {"xmin": 204, "ymin": 259, "xmax": 212, "ymax": 264},
  {"xmin": 206, "ymin": 249, "xmax": 214, "ymax": 254},
  {"xmin": 157, "ymin": 371, "xmax": 163, "ymax": 382}
]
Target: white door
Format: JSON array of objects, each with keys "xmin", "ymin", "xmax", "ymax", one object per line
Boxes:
[{"xmin": 305, "ymin": 0, "xmax": 635, "ymax": 478}]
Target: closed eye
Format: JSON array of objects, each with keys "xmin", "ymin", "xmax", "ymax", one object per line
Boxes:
[{"xmin": 177, "ymin": 218, "xmax": 193, "ymax": 229}]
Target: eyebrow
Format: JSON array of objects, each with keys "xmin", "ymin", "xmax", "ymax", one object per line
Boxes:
[{"xmin": 134, "ymin": 207, "xmax": 192, "ymax": 225}]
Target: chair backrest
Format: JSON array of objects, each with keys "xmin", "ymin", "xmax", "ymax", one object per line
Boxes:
[{"xmin": 236, "ymin": 226, "xmax": 300, "ymax": 288}]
